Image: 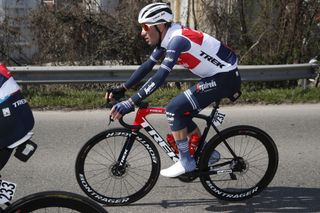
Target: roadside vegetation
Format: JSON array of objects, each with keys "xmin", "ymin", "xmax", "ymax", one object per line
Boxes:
[
  {"xmin": 2, "ymin": 1, "xmax": 319, "ymax": 110},
  {"xmin": 23, "ymin": 83, "xmax": 320, "ymax": 110},
  {"xmin": 1, "ymin": 1, "xmax": 319, "ymax": 66}
]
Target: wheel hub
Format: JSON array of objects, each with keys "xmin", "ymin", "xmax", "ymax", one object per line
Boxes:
[
  {"xmin": 110, "ymin": 163, "xmax": 129, "ymax": 177},
  {"xmin": 230, "ymin": 157, "xmax": 247, "ymax": 173}
]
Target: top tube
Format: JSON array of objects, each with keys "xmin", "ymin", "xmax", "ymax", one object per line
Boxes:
[
  {"xmin": 119, "ymin": 106, "xmax": 166, "ymax": 130},
  {"xmin": 118, "ymin": 100, "xmax": 221, "ymax": 130}
]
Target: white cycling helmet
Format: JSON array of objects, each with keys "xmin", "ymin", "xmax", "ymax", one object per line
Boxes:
[{"xmin": 138, "ymin": 2, "xmax": 173, "ymax": 25}]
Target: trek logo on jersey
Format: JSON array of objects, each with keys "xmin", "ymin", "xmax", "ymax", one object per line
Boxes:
[
  {"xmin": 200, "ymin": 51, "xmax": 225, "ymax": 68},
  {"xmin": 12, "ymin": 99, "xmax": 27, "ymax": 108},
  {"xmin": 196, "ymin": 80, "xmax": 217, "ymax": 93}
]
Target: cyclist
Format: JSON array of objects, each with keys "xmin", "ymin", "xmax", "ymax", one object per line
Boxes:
[
  {"xmin": 0, "ymin": 63, "xmax": 34, "ymax": 170},
  {"xmin": 108, "ymin": 2, "xmax": 241, "ymax": 177}
]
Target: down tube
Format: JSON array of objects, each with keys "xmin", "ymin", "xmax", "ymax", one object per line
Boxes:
[{"xmin": 140, "ymin": 118, "xmax": 179, "ymax": 162}]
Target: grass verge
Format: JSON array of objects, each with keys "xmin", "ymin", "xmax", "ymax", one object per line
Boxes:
[{"xmin": 22, "ymin": 85, "xmax": 320, "ymax": 110}]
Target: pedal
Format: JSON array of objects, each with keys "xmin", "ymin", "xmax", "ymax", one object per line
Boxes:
[
  {"xmin": 178, "ymin": 173, "xmax": 198, "ymax": 182},
  {"xmin": 177, "ymin": 169, "xmax": 199, "ymax": 178},
  {"xmin": 14, "ymin": 140, "xmax": 37, "ymax": 162}
]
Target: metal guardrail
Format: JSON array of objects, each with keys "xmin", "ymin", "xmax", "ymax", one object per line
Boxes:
[{"xmin": 8, "ymin": 63, "xmax": 318, "ymax": 84}]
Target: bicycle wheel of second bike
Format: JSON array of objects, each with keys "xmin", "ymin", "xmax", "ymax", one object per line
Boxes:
[
  {"xmin": 5, "ymin": 191, "xmax": 107, "ymax": 212},
  {"xmin": 75, "ymin": 128, "xmax": 161, "ymax": 206},
  {"xmin": 199, "ymin": 125, "xmax": 278, "ymax": 201}
]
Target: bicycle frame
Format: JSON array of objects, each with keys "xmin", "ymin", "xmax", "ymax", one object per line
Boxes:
[
  {"xmin": 116, "ymin": 104, "xmax": 236, "ymax": 168},
  {"xmin": 117, "ymin": 107, "xmax": 179, "ymax": 167}
]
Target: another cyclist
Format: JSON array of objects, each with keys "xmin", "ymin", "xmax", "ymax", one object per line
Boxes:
[
  {"xmin": 0, "ymin": 63, "xmax": 34, "ymax": 170},
  {"xmin": 108, "ymin": 2, "xmax": 241, "ymax": 177}
]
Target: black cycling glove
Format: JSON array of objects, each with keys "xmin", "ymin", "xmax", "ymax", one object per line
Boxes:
[{"xmin": 109, "ymin": 85, "xmax": 126, "ymax": 101}]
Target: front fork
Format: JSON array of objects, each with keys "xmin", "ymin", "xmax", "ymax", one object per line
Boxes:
[{"xmin": 115, "ymin": 131, "xmax": 137, "ymax": 171}]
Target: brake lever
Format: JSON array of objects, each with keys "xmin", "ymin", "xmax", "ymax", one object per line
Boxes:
[
  {"xmin": 108, "ymin": 115, "xmax": 114, "ymax": 126},
  {"xmin": 105, "ymin": 87, "xmax": 122, "ymax": 126}
]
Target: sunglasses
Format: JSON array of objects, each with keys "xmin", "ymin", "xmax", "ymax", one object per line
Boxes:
[{"xmin": 141, "ymin": 23, "xmax": 151, "ymax": 32}]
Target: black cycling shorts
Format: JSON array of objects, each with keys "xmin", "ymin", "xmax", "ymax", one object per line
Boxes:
[{"xmin": 166, "ymin": 69, "xmax": 241, "ymax": 131}]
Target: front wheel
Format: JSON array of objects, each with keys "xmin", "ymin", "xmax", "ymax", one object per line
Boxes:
[
  {"xmin": 199, "ymin": 125, "xmax": 278, "ymax": 201},
  {"xmin": 75, "ymin": 128, "xmax": 161, "ymax": 206},
  {"xmin": 5, "ymin": 191, "xmax": 107, "ymax": 212}
]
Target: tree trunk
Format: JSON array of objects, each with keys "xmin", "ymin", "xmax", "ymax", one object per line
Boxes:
[{"xmin": 237, "ymin": 0, "xmax": 251, "ymax": 49}]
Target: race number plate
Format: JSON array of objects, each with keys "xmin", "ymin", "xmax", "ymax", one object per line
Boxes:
[
  {"xmin": 0, "ymin": 179, "xmax": 16, "ymax": 204},
  {"xmin": 212, "ymin": 110, "xmax": 226, "ymax": 126}
]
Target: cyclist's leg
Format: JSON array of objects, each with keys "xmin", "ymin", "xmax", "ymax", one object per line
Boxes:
[
  {"xmin": 162, "ymin": 80, "xmax": 218, "ymax": 177},
  {"xmin": 185, "ymin": 70, "xmax": 241, "ymax": 164},
  {"xmin": 161, "ymin": 70, "xmax": 240, "ymax": 177},
  {"xmin": 161, "ymin": 93, "xmax": 198, "ymax": 177},
  {"xmin": 169, "ymin": 83, "xmax": 219, "ymax": 174}
]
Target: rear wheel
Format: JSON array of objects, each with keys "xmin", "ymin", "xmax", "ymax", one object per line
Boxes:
[
  {"xmin": 199, "ymin": 125, "xmax": 278, "ymax": 201},
  {"xmin": 75, "ymin": 128, "xmax": 161, "ymax": 206}
]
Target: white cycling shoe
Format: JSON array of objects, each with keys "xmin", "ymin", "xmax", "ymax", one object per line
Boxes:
[{"xmin": 160, "ymin": 161, "xmax": 188, "ymax": 178}]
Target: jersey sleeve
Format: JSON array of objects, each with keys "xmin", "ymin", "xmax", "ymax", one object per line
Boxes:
[
  {"xmin": 130, "ymin": 36, "xmax": 191, "ymax": 103},
  {"xmin": 124, "ymin": 47, "xmax": 165, "ymax": 89},
  {"xmin": 0, "ymin": 64, "xmax": 20, "ymax": 104}
]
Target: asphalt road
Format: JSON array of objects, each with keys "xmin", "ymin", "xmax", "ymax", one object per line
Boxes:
[{"xmin": 2, "ymin": 104, "xmax": 320, "ymax": 212}]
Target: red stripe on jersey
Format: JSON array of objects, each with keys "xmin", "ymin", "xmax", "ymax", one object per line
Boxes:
[
  {"xmin": 182, "ymin": 27, "xmax": 204, "ymax": 45},
  {"xmin": 177, "ymin": 53, "xmax": 201, "ymax": 69},
  {"xmin": 0, "ymin": 63, "xmax": 12, "ymax": 78}
]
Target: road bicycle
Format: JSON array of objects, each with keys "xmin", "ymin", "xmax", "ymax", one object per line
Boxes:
[
  {"xmin": 0, "ymin": 135, "xmax": 107, "ymax": 212},
  {"xmin": 75, "ymin": 91, "xmax": 279, "ymax": 206}
]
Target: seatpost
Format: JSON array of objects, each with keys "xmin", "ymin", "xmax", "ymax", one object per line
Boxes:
[{"xmin": 209, "ymin": 101, "xmax": 220, "ymax": 121}]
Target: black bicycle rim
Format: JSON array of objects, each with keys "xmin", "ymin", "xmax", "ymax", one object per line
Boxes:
[
  {"xmin": 199, "ymin": 125, "xmax": 278, "ymax": 201},
  {"xmin": 6, "ymin": 191, "xmax": 107, "ymax": 212},
  {"xmin": 75, "ymin": 128, "xmax": 160, "ymax": 206}
]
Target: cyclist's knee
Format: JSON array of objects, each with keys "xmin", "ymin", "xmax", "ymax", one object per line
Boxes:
[
  {"xmin": 166, "ymin": 110, "xmax": 198, "ymax": 133},
  {"xmin": 166, "ymin": 104, "xmax": 185, "ymax": 131},
  {"xmin": 188, "ymin": 126, "xmax": 201, "ymax": 137},
  {"xmin": 186, "ymin": 120, "xmax": 197, "ymax": 134}
]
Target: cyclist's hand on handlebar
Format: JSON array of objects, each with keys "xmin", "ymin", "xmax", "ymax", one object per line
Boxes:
[
  {"xmin": 110, "ymin": 99, "xmax": 135, "ymax": 120},
  {"xmin": 105, "ymin": 85, "xmax": 126, "ymax": 103}
]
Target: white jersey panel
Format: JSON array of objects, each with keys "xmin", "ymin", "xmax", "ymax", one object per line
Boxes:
[{"xmin": 161, "ymin": 24, "xmax": 238, "ymax": 78}]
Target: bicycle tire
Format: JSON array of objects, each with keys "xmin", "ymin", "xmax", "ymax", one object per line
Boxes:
[
  {"xmin": 4, "ymin": 191, "xmax": 107, "ymax": 212},
  {"xmin": 199, "ymin": 125, "xmax": 278, "ymax": 201},
  {"xmin": 75, "ymin": 128, "xmax": 161, "ymax": 206}
]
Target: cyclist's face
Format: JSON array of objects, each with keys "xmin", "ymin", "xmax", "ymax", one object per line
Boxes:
[{"xmin": 141, "ymin": 24, "xmax": 164, "ymax": 46}]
